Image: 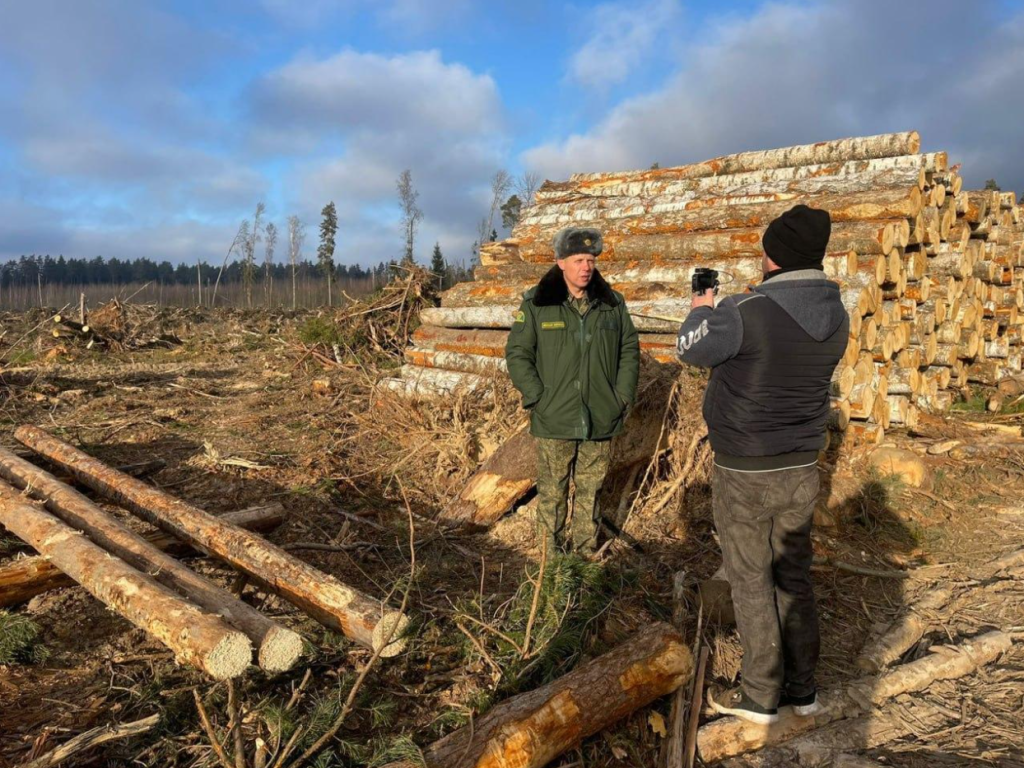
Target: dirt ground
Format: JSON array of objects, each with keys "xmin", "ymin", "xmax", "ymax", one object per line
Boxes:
[{"xmin": 0, "ymin": 307, "xmax": 1022, "ymax": 768}]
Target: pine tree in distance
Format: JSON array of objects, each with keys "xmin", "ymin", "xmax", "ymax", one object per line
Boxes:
[
  {"xmin": 430, "ymin": 242, "xmax": 446, "ymax": 290},
  {"xmin": 318, "ymin": 202, "xmax": 337, "ymax": 306}
]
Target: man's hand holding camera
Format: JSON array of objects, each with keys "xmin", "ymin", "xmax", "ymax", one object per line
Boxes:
[{"xmin": 691, "ymin": 267, "xmax": 719, "ymax": 309}]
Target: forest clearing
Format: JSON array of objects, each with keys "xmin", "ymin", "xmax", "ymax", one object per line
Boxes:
[{"xmin": 1, "ymin": 132, "xmax": 1023, "ymax": 768}]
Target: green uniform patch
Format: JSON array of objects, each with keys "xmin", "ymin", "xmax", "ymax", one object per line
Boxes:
[
  {"xmin": 514, "ymin": 310, "xmax": 525, "ymax": 323},
  {"xmin": 541, "ymin": 321, "xmax": 566, "ymax": 330}
]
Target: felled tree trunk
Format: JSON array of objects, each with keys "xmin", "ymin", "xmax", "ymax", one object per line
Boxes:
[
  {"xmin": 0, "ymin": 483, "xmax": 250, "ymax": 679},
  {"xmin": 0, "ymin": 448, "xmax": 302, "ymax": 672},
  {"xmin": 382, "ymin": 622, "xmax": 692, "ymax": 768},
  {"xmin": 696, "ymin": 631, "xmax": 1012, "ymax": 764},
  {"xmin": 442, "ymin": 425, "xmax": 536, "ymax": 528},
  {"xmin": 534, "ymin": 153, "xmax": 942, "ymax": 205},
  {"xmin": 0, "ymin": 502, "xmax": 284, "ymax": 608},
  {"xmin": 15, "ymin": 425, "xmax": 409, "ymax": 657},
  {"xmin": 855, "ymin": 587, "xmax": 951, "ymax": 673}
]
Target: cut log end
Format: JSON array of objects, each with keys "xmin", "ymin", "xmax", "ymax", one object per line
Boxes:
[
  {"xmin": 205, "ymin": 630, "xmax": 253, "ymax": 680},
  {"xmin": 372, "ymin": 611, "xmax": 412, "ymax": 657},
  {"xmin": 259, "ymin": 626, "xmax": 306, "ymax": 673}
]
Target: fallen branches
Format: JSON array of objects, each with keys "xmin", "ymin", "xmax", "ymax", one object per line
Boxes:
[{"xmin": 22, "ymin": 714, "xmax": 160, "ymax": 768}]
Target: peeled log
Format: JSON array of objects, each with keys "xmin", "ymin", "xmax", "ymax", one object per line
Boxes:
[
  {"xmin": 855, "ymin": 587, "xmax": 952, "ymax": 673},
  {"xmin": 696, "ymin": 631, "xmax": 1011, "ymax": 764},
  {"xmin": 14, "ymin": 426, "xmax": 409, "ymax": 657},
  {"xmin": 0, "ymin": 503, "xmax": 284, "ymax": 609},
  {"xmin": 405, "ymin": 349, "xmax": 508, "ymax": 376},
  {"xmin": 0, "ymin": 483, "xmax": 251, "ymax": 679},
  {"xmin": 382, "ymin": 623, "xmax": 692, "ymax": 768},
  {"xmin": 0, "ymin": 448, "xmax": 302, "ymax": 672}
]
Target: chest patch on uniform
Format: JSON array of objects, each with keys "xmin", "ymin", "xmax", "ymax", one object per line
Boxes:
[{"xmin": 541, "ymin": 321, "xmax": 566, "ymax": 330}]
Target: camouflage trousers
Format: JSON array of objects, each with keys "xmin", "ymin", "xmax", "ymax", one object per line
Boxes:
[{"xmin": 535, "ymin": 437, "xmax": 612, "ymax": 554}]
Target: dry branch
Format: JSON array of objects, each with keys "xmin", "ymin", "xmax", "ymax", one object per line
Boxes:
[{"xmin": 21, "ymin": 714, "xmax": 160, "ymax": 768}]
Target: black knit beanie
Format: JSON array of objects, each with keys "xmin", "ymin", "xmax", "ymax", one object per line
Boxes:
[{"xmin": 762, "ymin": 205, "xmax": 831, "ymax": 270}]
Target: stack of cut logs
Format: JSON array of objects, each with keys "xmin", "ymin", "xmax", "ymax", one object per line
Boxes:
[
  {"xmin": 386, "ymin": 131, "xmax": 1024, "ymax": 448},
  {"xmin": 0, "ymin": 426, "xmax": 409, "ymax": 679}
]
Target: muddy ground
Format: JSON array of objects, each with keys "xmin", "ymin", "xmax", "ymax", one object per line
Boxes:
[{"xmin": 0, "ymin": 307, "xmax": 1022, "ymax": 767}]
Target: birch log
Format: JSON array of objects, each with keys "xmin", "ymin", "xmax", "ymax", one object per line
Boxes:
[{"xmin": 562, "ymin": 132, "xmax": 920, "ymax": 187}]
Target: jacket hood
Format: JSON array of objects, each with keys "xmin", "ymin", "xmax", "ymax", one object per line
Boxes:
[{"xmin": 752, "ymin": 269, "xmax": 848, "ymax": 342}]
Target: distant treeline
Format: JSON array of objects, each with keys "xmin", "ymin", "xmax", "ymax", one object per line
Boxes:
[{"xmin": 0, "ymin": 254, "xmax": 444, "ymax": 287}]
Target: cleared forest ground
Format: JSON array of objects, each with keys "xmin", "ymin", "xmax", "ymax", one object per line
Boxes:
[{"xmin": 0, "ymin": 300, "xmax": 1021, "ymax": 768}]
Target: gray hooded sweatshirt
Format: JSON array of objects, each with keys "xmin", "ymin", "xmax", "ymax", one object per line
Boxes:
[{"xmin": 676, "ymin": 269, "xmax": 849, "ymax": 471}]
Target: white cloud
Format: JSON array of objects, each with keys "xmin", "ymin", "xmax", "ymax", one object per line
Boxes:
[
  {"xmin": 525, "ymin": 0, "xmax": 1024, "ymax": 194},
  {"xmin": 251, "ymin": 49, "xmax": 501, "ymax": 145},
  {"xmin": 567, "ymin": 0, "xmax": 681, "ymax": 89},
  {"xmin": 254, "ymin": 48, "xmax": 508, "ymax": 265}
]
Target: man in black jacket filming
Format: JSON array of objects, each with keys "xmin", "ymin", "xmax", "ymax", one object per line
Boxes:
[{"xmin": 677, "ymin": 205, "xmax": 849, "ymax": 724}]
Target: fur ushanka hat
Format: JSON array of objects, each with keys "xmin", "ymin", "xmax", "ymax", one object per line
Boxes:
[{"xmin": 553, "ymin": 227, "xmax": 603, "ymax": 260}]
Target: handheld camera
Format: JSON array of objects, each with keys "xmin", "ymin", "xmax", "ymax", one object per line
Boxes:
[{"xmin": 691, "ymin": 267, "xmax": 720, "ymax": 296}]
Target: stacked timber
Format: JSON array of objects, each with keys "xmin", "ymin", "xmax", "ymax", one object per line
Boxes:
[{"xmin": 385, "ymin": 132, "xmax": 1024, "ymax": 447}]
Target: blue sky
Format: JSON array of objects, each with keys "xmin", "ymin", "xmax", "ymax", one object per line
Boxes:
[{"xmin": 1, "ymin": 0, "xmax": 1023, "ymax": 268}]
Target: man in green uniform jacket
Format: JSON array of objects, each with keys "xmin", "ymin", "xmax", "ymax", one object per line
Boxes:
[{"xmin": 505, "ymin": 226, "xmax": 640, "ymax": 554}]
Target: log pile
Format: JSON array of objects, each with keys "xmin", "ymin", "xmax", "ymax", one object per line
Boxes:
[
  {"xmin": 384, "ymin": 131, "xmax": 1024, "ymax": 447},
  {"xmin": 0, "ymin": 427, "xmax": 413, "ymax": 678}
]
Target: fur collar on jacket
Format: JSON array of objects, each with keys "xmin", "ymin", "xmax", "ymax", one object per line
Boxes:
[{"xmin": 532, "ymin": 265, "xmax": 619, "ymax": 307}]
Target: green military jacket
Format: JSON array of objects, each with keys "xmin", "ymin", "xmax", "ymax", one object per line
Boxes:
[{"xmin": 505, "ymin": 266, "xmax": 640, "ymax": 440}]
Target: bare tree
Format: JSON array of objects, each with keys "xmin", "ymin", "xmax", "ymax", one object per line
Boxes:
[
  {"xmin": 486, "ymin": 170, "xmax": 512, "ymax": 237},
  {"xmin": 240, "ymin": 202, "xmax": 266, "ymax": 308},
  {"xmin": 211, "ymin": 219, "xmax": 250, "ymax": 306},
  {"xmin": 474, "ymin": 216, "xmax": 491, "ymax": 266},
  {"xmin": 287, "ymin": 216, "xmax": 305, "ymax": 310},
  {"xmin": 514, "ymin": 171, "xmax": 542, "ymax": 207},
  {"xmin": 397, "ymin": 169, "xmax": 423, "ymax": 264},
  {"xmin": 263, "ymin": 222, "xmax": 278, "ymax": 306}
]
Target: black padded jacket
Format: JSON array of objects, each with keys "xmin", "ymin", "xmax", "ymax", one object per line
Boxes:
[{"xmin": 676, "ymin": 269, "xmax": 849, "ymax": 471}]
